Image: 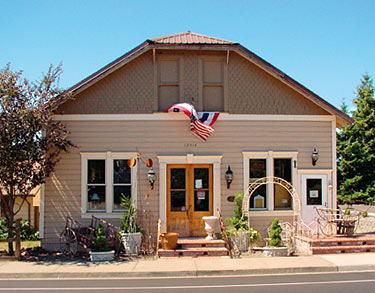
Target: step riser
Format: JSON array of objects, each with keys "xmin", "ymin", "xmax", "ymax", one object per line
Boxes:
[
  {"xmin": 311, "ymin": 241, "xmax": 375, "ymax": 247},
  {"xmin": 159, "ymin": 238, "xmax": 229, "ymax": 258},
  {"xmin": 180, "ymin": 244, "xmax": 225, "ymax": 249},
  {"xmin": 313, "ymin": 247, "xmax": 375, "ymax": 254},
  {"xmin": 159, "ymin": 251, "xmax": 229, "ymax": 257}
]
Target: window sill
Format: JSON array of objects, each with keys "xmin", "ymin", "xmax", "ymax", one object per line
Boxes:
[
  {"xmin": 81, "ymin": 213, "xmax": 124, "ymax": 219},
  {"xmin": 248, "ymin": 210, "xmax": 294, "ymax": 217}
]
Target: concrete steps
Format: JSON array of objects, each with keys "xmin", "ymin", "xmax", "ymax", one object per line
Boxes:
[
  {"xmin": 296, "ymin": 234, "xmax": 375, "ymax": 255},
  {"xmin": 312, "ymin": 245, "xmax": 375, "ymax": 254},
  {"xmin": 158, "ymin": 238, "xmax": 230, "ymax": 258}
]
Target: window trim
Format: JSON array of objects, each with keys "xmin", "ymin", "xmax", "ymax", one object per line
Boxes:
[
  {"xmin": 243, "ymin": 151, "xmax": 298, "ymax": 211},
  {"xmin": 81, "ymin": 152, "xmax": 138, "ymax": 218}
]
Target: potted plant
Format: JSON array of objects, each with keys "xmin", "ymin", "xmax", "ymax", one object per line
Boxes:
[
  {"xmin": 120, "ymin": 196, "xmax": 143, "ymax": 255},
  {"xmin": 225, "ymin": 193, "xmax": 260, "ymax": 252},
  {"xmin": 263, "ymin": 218, "xmax": 288, "ymax": 256},
  {"xmin": 89, "ymin": 223, "xmax": 115, "ymax": 262}
]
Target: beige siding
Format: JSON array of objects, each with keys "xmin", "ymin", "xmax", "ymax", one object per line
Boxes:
[
  {"xmin": 43, "ymin": 119, "xmax": 332, "ymax": 250},
  {"xmin": 57, "ymin": 50, "xmax": 329, "ymax": 116},
  {"xmin": 14, "ymin": 197, "xmax": 34, "ymax": 225}
]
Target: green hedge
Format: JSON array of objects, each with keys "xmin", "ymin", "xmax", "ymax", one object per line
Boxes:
[{"xmin": 0, "ymin": 218, "xmax": 39, "ymax": 241}]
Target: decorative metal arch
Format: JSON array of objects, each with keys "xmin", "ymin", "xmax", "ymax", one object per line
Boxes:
[{"xmin": 242, "ymin": 176, "xmax": 302, "ymax": 229}]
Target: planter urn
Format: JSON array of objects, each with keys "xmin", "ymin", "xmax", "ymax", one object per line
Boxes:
[
  {"xmin": 262, "ymin": 246, "xmax": 288, "ymax": 257},
  {"xmin": 121, "ymin": 232, "xmax": 142, "ymax": 255},
  {"xmin": 89, "ymin": 250, "xmax": 115, "ymax": 262}
]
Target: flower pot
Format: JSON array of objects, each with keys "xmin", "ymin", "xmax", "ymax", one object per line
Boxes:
[
  {"xmin": 89, "ymin": 250, "xmax": 115, "ymax": 262},
  {"xmin": 262, "ymin": 246, "xmax": 288, "ymax": 257},
  {"xmin": 230, "ymin": 231, "xmax": 251, "ymax": 252},
  {"xmin": 160, "ymin": 233, "xmax": 179, "ymax": 250},
  {"xmin": 202, "ymin": 216, "xmax": 218, "ymax": 240},
  {"xmin": 121, "ymin": 232, "xmax": 142, "ymax": 255}
]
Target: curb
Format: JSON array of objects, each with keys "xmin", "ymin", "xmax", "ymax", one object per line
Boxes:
[
  {"xmin": 0, "ymin": 266, "xmax": 339, "ymax": 279},
  {"xmin": 337, "ymin": 265, "xmax": 375, "ymax": 272}
]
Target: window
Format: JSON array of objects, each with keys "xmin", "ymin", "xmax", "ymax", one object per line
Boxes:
[
  {"xmin": 202, "ymin": 60, "xmax": 224, "ymax": 111},
  {"xmin": 274, "ymin": 159, "xmax": 292, "ymax": 210},
  {"xmin": 306, "ymin": 178, "xmax": 322, "ymax": 205},
  {"xmin": 249, "ymin": 159, "xmax": 267, "ymax": 210},
  {"xmin": 81, "ymin": 152, "xmax": 137, "ymax": 217},
  {"xmin": 87, "ymin": 160, "xmax": 106, "ymax": 211},
  {"xmin": 243, "ymin": 151, "xmax": 297, "ymax": 212},
  {"xmin": 158, "ymin": 59, "xmax": 179, "ymax": 111},
  {"xmin": 113, "ymin": 159, "xmax": 132, "ymax": 211}
]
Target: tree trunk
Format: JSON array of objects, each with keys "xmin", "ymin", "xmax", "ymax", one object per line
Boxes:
[
  {"xmin": 7, "ymin": 189, "xmax": 15, "ymax": 256},
  {"xmin": 7, "ymin": 215, "xmax": 14, "ymax": 256}
]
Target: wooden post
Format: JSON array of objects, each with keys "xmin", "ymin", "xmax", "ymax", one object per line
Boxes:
[
  {"xmin": 155, "ymin": 218, "xmax": 161, "ymax": 258},
  {"xmin": 217, "ymin": 209, "xmax": 233, "ymax": 258},
  {"xmin": 15, "ymin": 219, "xmax": 21, "ymax": 261}
]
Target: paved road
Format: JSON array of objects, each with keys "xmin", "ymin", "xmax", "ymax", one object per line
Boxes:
[{"xmin": 0, "ymin": 271, "xmax": 374, "ymax": 292}]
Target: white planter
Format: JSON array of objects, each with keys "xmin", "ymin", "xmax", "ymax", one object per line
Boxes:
[
  {"xmin": 202, "ymin": 216, "xmax": 218, "ymax": 240},
  {"xmin": 89, "ymin": 250, "xmax": 115, "ymax": 262},
  {"xmin": 262, "ymin": 246, "xmax": 288, "ymax": 257},
  {"xmin": 121, "ymin": 232, "xmax": 142, "ymax": 255}
]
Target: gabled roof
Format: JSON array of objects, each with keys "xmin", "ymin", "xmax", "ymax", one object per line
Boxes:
[
  {"xmin": 149, "ymin": 31, "xmax": 236, "ymax": 45},
  {"xmin": 59, "ymin": 32, "xmax": 353, "ymax": 127}
]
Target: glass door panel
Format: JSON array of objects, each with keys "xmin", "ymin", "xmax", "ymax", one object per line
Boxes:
[
  {"xmin": 193, "ymin": 168, "xmax": 209, "ymax": 212},
  {"xmin": 170, "ymin": 168, "xmax": 186, "ymax": 212}
]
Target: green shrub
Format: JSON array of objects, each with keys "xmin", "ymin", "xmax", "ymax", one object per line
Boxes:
[
  {"xmin": 268, "ymin": 218, "xmax": 283, "ymax": 247},
  {"xmin": 120, "ymin": 195, "xmax": 144, "ymax": 234},
  {"xmin": 92, "ymin": 224, "xmax": 109, "ymax": 252},
  {"xmin": 225, "ymin": 193, "xmax": 247, "ymax": 234},
  {"xmin": 225, "ymin": 193, "xmax": 260, "ymax": 245},
  {"xmin": 0, "ymin": 218, "xmax": 39, "ymax": 241}
]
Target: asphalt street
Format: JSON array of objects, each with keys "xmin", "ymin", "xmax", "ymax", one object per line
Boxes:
[{"xmin": 0, "ymin": 271, "xmax": 374, "ymax": 292}]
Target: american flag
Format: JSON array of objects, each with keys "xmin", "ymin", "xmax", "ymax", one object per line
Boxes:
[{"xmin": 165, "ymin": 103, "xmax": 220, "ymax": 142}]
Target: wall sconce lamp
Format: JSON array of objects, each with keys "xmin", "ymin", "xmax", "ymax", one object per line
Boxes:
[
  {"xmin": 147, "ymin": 167, "xmax": 156, "ymax": 189},
  {"xmin": 225, "ymin": 166, "xmax": 233, "ymax": 189},
  {"xmin": 312, "ymin": 148, "xmax": 319, "ymax": 166}
]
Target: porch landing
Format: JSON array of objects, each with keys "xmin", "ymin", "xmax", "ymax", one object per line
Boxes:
[
  {"xmin": 158, "ymin": 237, "xmax": 230, "ymax": 258},
  {"xmin": 295, "ymin": 233, "xmax": 375, "ymax": 255}
]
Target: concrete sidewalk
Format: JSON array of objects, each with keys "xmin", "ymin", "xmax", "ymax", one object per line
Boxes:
[{"xmin": 0, "ymin": 253, "xmax": 375, "ymax": 279}]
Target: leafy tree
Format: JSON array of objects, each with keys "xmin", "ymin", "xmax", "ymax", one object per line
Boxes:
[
  {"xmin": 0, "ymin": 64, "xmax": 73, "ymax": 255},
  {"xmin": 337, "ymin": 74, "xmax": 375, "ymax": 204}
]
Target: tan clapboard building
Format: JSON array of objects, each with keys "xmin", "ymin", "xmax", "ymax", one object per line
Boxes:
[{"xmin": 41, "ymin": 32, "xmax": 352, "ymax": 250}]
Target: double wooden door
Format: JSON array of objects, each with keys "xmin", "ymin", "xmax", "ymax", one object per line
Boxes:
[{"xmin": 167, "ymin": 164, "xmax": 213, "ymax": 237}]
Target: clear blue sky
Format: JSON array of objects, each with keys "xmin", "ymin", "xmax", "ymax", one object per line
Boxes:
[{"xmin": 1, "ymin": 0, "xmax": 374, "ymax": 109}]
